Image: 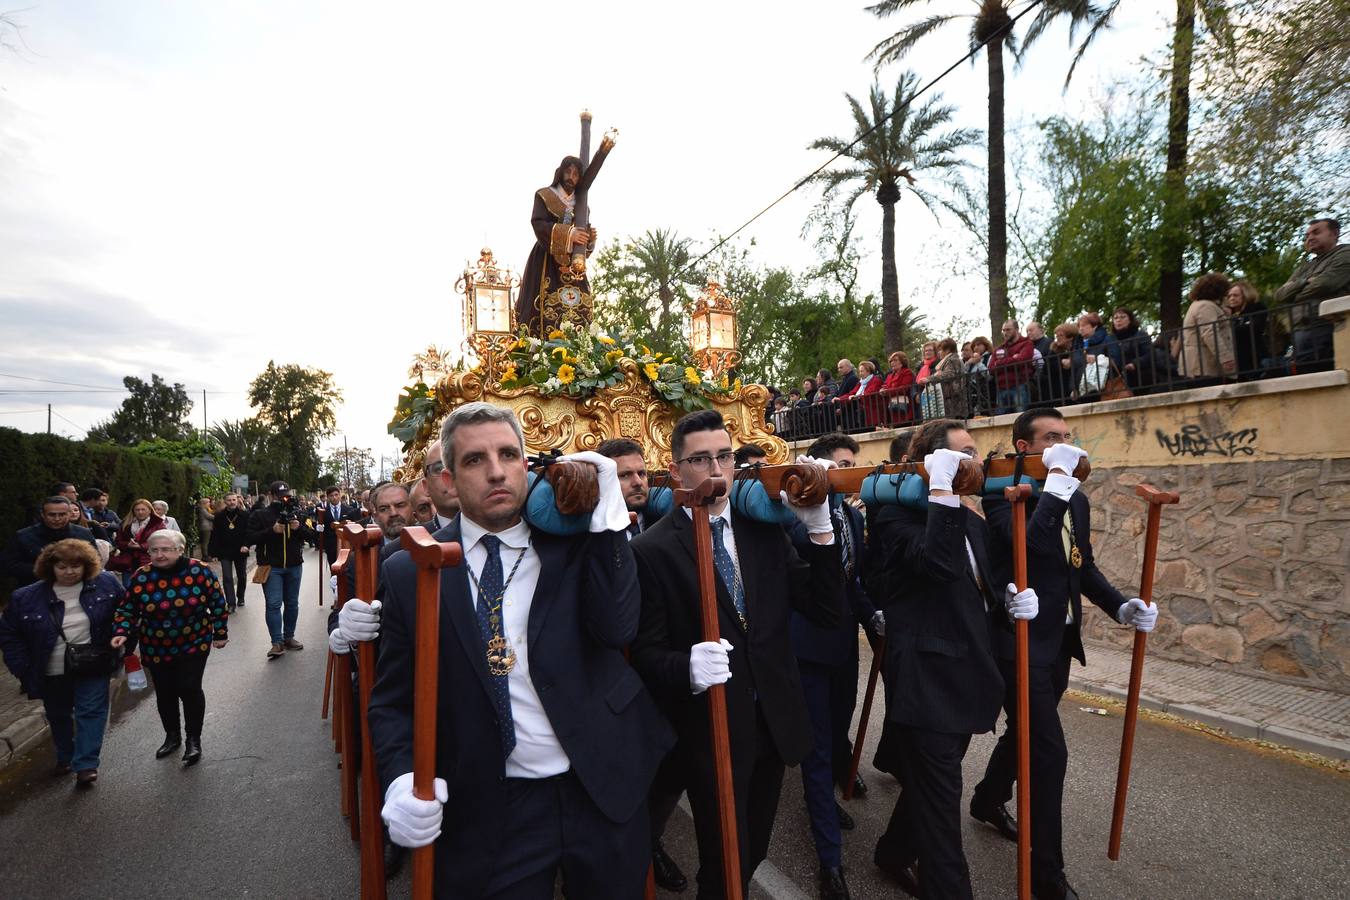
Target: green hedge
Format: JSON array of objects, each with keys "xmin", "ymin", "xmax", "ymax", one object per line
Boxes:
[{"xmin": 1, "ymin": 427, "xmax": 199, "ymax": 594}]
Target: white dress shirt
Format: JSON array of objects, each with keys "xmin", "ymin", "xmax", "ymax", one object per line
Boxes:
[
  {"xmin": 684, "ymin": 504, "xmax": 743, "ymax": 587},
  {"xmin": 458, "ymin": 514, "xmax": 570, "ymax": 779}
]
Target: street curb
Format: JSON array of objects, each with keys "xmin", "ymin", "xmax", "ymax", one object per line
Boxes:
[
  {"xmin": 0, "ymin": 711, "xmax": 50, "ymax": 771},
  {"xmin": 1069, "ymin": 676, "xmax": 1350, "ymax": 761}
]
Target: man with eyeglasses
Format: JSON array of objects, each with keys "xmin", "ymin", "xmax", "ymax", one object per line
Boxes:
[
  {"xmin": 970, "ymin": 408, "xmax": 1156, "ymax": 900},
  {"xmin": 630, "ymin": 409, "xmax": 845, "ymax": 899},
  {"xmin": 420, "ymin": 438, "xmax": 460, "ymax": 530}
]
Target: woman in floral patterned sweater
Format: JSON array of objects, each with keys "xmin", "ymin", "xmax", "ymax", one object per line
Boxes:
[{"xmin": 112, "ymin": 529, "xmax": 228, "ymax": 765}]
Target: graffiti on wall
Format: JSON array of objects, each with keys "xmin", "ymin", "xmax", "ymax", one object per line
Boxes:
[{"xmin": 1156, "ymin": 424, "xmax": 1259, "ymax": 457}]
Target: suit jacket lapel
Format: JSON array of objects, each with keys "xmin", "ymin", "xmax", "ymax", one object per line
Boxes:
[
  {"xmin": 527, "ymin": 528, "xmax": 565, "ymax": 647},
  {"xmin": 437, "ymin": 520, "xmax": 497, "ymax": 707},
  {"xmin": 672, "ymin": 508, "xmax": 747, "ymax": 637}
]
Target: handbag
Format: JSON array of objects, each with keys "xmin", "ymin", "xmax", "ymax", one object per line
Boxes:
[
  {"xmin": 50, "ymin": 608, "xmax": 119, "ymax": 677},
  {"xmin": 251, "ymin": 564, "xmax": 272, "ymax": 584},
  {"xmin": 1100, "ymin": 371, "xmax": 1133, "ymax": 401}
]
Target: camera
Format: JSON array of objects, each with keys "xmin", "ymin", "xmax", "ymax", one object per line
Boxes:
[{"xmin": 272, "ymin": 495, "xmax": 303, "ymax": 526}]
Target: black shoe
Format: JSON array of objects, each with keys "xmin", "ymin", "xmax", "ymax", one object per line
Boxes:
[
  {"xmin": 651, "ymin": 839, "xmax": 688, "ymax": 892},
  {"xmin": 236, "ymin": 598, "xmax": 245, "ymax": 607},
  {"xmin": 155, "ymin": 735, "xmax": 182, "ymax": 759},
  {"xmin": 873, "ymin": 848, "xmax": 920, "ymax": 898},
  {"xmin": 75, "ymin": 769, "xmax": 98, "ymax": 787},
  {"xmin": 50, "ymin": 762, "xmax": 72, "ymax": 777},
  {"xmin": 818, "ymin": 866, "xmax": 851, "ymax": 900},
  {"xmin": 836, "ymin": 802, "xmax": 855, "ymax": 831},
  {"xmin": 837, "ymin": 772, "xmax": 867, "ymax": 797},
  {"xmin": 226, "ymin": 603, "xmax": 236, "ymax": 614},
  {"xmin": 384, "ymin": 842, "xmax": 408, "ymax": 880},
  {"xmin": 969, "ymin": 800, "xmax": 1019, "ymax": 842},
  {"xmin": 1033, "ymin": 875, "xmax": 1081, "ymax": 900},
  {"xmin": 182, "ymin": 737, "xmax": 202, "ymax": 766}
]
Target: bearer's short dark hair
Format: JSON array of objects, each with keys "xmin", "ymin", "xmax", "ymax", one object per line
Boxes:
[
  {"xmin": 671, "ymin": 410, "xmax": 726, "ymax": 461},
  {"xmin": 733, "ymin": 444, "xmax": 767, "ymax": 467},
  {"xmin": 597, "ymin": 438, "xmax": 644, "ymax": 460},
  {"xmin": 907, "ymin": 419, "xmax": 969, "ymax": 459},
  {"xmin": 1012, "ymin": 408, "xmax": 1066, "ymax": 446},
  {"xmin": 808, "ymin": 432, "xmax": 859, "ymax": 461}
]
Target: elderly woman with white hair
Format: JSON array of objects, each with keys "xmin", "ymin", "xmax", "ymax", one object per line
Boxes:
[
  {"xmin": 151, "ymin": 500, "xmax": 181, "ymax": 533},
  {"xmin": 112, "ymin": 529, "xmax": 228, "ymax": 765}
]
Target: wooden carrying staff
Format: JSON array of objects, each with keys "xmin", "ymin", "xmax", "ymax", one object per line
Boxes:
[
  {"xmin": 345, "ymin": 523, "xmax": 388, "ymax": 899},
  {"xmin": 318, "ymin": 508, "xmax": 327, "ymax": 606},
  {"xmin": 330, "ymin": 540, "xmax": 360, "ymax": 841},
  {"xmin": 673, "ymin": 476, "xmax": 743, "ymax": 900},
  {"xmin": 397, "ymin": 525, "xmax": 463, "ymax": 900},
  {"xmin": 1006, "ymin": 483, "xmax": 1033, "ymax": 900},
  {"xmin": 1108, "ymin": 483, "xmax": 1179, "ymax": 860}
]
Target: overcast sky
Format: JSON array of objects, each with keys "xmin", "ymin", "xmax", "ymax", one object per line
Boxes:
[{"xmin": 0, "ymin": 0, "xmax": 1171, "ymax": 475}]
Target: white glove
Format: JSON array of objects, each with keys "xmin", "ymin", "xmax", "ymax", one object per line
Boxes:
[
  {"xmin": 339, "ymin": 598, "xmax": 382, "ymax": 643},
  {"xmin": 558, "ymin": 450, "xmax": 630, "ymax": 533},
  {"xmin": 1004, "ymin": 583, "xmax": 1039, "ymax": 622},
  {"xmin": 1117, "ymin": 597, "xmax": 1158, "ymax": 633},
  {"xmin": 329, "ymin": 574, "xmax": 338, "ymax": 594},
  {"xmin": 871, "ymin": 609, "xmax": 885, "ymax": 637},
  {"xmin": 328, "ymin": 627, "xmax": 351, "ymax": 655},
  {"xmin": 689, "ymin": 638, "xmax": 733, "ymax": 694},
  {"xmin": 1043, "ymin": 443, "xmax": 1088, "ymax": 476},
  {"xmin": 923, "ymin": 448, "xmax": 966, "ymax": 493},
  {"xmin": 782, "ymin": 454, "xmax": 835, "ymax": 536},
  {"xmin": 382, "ymin": 771, "xmax": 448, "ymax": 848},
  {"xmin": 315, "ymin": 523, "xmax": 325, "ymax": 532}
]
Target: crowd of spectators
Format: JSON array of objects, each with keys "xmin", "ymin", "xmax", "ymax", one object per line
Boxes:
[{"xmin": 770, "ymin": 216, "xmax": 1349, "ymax": 441}]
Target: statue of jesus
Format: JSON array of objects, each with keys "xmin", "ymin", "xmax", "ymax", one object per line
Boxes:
[{"xmin": 515, "ymin": 155, "xmax": 598, "ymax": 337}]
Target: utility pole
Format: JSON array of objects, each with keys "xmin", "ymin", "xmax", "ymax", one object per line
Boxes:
[
  {"xmin": 202, "ymin": 389, "xmax": 208, "ymax": 435},
  {"xmin": 343, "ymin": 435, "xmax": 351, "ymax": 489},
  {"xmin": 47, "ymin": 404, "xmax": 51, "ymax": 434}
]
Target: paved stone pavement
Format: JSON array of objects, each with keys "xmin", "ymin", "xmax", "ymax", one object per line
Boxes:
[
  {"xmin": 1, "ymin": 554, "xmax": 1347, "ymax": 899},
  {"xmin": 1072, "ymin": 640, "xmax": 1350, "ymax": 759}
]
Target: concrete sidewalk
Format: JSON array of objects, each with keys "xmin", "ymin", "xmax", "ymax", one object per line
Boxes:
[{"xmin": 1073, "ymin": 639, "xmax": 1350, "ymax": 760}]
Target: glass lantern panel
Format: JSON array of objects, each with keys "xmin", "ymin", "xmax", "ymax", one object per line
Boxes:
[
  {"xmin": 477, "ymin": 285, "xmax": 512, "ymax": 333},
  {"xmin": 710, "ymin": 311, "xmax": 736, "ymax": 349},
  {"xmin": 691, "ymin": 314, "xmax": 711, "ymax": 352}
]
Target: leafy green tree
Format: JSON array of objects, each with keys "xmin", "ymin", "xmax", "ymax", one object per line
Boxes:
[
  {"xmin": 322, "ymin": 446, "xmax": 377, "ymax": 491},
  {"xmin": 809, "ymin": 72, "xmax": 977, "ymax": 354},
  {"xmin": 591, "ymin": 228, "xmax": 703, "ymax": 352},
  {"xmin": 246, "ymin": 362, "xmax": 342, "ymax": 489},
  {"xmin": 130, "ymin": 437, "xmax": 235, "ymax": 499},
  {"xmin": 866, "ymin": 0, "xmax": 1120, "ymax": 334},
  {"xmin": 87, "ymin": 374, "xmax": 194, "ymax": 445}
]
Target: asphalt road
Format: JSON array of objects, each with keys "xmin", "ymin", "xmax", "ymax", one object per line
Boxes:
[{"xmin": 1, "ymin": 550, "xmax": 1346, "ymax": 899}]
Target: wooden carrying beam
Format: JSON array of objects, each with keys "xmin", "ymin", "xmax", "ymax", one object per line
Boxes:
[
  {"xmin": 331, "ymin": 541, "xmax": 359, "ymax": 842},
  {"xmin": 398, "ymin": 525, "xmax": 464, "ymax": 900},
  {"xmin": 1108, "ymin": 483, "xmax": 1180, "ymax": 860},
  {"xmin": 1006, "ymin": 483, "xmax": 1033, "ymax": 900},
  {"xmin": 742, "ymin": 452, "xmax": 1091, "ymax": 500},
  {"xmin": 344, "ymin": 523, "xmax": 387, "ymax": 899},
  {"xmin": 673, "ymin": 476, "xmax": 743, "ymax": 900}
]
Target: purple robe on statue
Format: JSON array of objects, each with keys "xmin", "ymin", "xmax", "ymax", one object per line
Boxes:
[{"xmin": 516, "ymin": 186, "xmax": 594, "ymax": 337}]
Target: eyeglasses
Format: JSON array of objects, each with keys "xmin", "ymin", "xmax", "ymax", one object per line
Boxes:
[
  {"xmin": 425, "ymin": 461, "xmax": 445, "ymax": 476},
  {"xmin": 678, "ymin": 451, "xmax": 736, "ymax": 472}
]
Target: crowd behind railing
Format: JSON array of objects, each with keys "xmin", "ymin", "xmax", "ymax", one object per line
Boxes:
[{"xmin": 768, "ymin": 268, "xmax": 1343, "ymax": 443}]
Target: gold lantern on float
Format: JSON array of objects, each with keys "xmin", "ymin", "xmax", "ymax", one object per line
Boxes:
[
  {"xmin": 456, "ymin": 248, "xmax": 519, "ymax": 380},
  {"xmin": 690, "ymin": 277, "xmax": 741, "ymax": 377}
]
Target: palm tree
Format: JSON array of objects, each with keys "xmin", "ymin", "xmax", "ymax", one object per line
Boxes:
[
  {"xmin": 1156, "ymin": 0, "xmax": 1232, "ymax": 328},
  {"xmin": 809, "ymin": 72, "xmax": 979, "ymax": 355},
  {"xmin": 866, "ymin": 1, "xmax": 1120, "ymax": 335},
  {"xmin": 592, "ymin": 228, "xmax": 701, "ymax": 351}
]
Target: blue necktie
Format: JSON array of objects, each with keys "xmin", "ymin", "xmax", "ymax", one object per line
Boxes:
[
  {"xmin": 710, "ymin": 518, "xmax": 747, "ymax": 628},
  {"xmin": 475, "ymin": 535, "xmax": 515, "ymax": 757}
]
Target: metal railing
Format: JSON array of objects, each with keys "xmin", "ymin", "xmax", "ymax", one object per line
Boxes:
[{"xmin": 772, "ymin": 303, "xmax": 1338, "ymax": 443}]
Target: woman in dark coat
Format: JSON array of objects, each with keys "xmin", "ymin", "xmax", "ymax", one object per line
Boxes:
[
  {"xmin": 1110, "ymin": 308, "xmax": 1156, "ymax": 392},
  {"xmin": 0, "ymin": 539, "xmax": 124, "ymax": 786},
  {"xmin": 1225, "ymin": 281, "xmax": 1269, "ymax": 380}
]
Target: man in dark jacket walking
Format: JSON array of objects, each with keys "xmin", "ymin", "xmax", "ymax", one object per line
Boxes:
[
  {"xmin": 208, "ymin": 493, "xmax": 252, "ymax": 611},
  {"xmin": 247, "ymin": 482, "xmax": 314, "ymax": 660},
  {"xmin": 4, "ymin": 497, "xmax": 98, "ymax": 589}
]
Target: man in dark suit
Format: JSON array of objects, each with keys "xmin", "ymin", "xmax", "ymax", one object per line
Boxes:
[
  {"xmin": 316, "ymin": 486, "xmax": 361, "ymax": 566},
  {"xmin": 367, "ymin": 402, "xmax": 673, "ymax": 899},
  {"xmin": 785, "ymin": 433, "xmax": 881, "ymax": 900},
  {"xmin": 630, "ymin": 409, "xmax": 844, "ymax": 899},
  {"xmin": 597, "ymin": 438, "xmax": 657, "ymax": 536},
  {"xmin": 871, "ymin": 419, "xmax": 1039, "ymax": 899},
  {"xmin": 971, "ymin": 408, "xmax": 1157, "ymax": 900}
]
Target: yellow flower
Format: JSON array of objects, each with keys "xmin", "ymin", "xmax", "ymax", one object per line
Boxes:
[
  {"xmin": 732, "ymin": 378, "xmax": 743, "ymax": 392},
  {"xmin": 598, "ymin": 335, "xmax": 615, "ymax": 345},
  {"xmin": 557, "ymin": 363, "xmax": 576, "ymax": 384},
  {"xmin": 605, "ymin": 349, "xmax": 623, "ymax": 364},
  {"xmin": 551, "ymin": 346, "xmax": 568, "ymax": 360},
  {"xmin": 501, "ymin": 365, "xmax": 518, "ymax": 383},
  {"xmin": 644, "ymin": 363, "xmax": 660, "ymax": 381},
  {"xmin": 640, "ymin": 344, "xmax": 652, "ymax": 357},
  {"xmin": 685, "ymin": 366, "xmax": 701, "ymax": 385},
  {"xmin": 548, "ymin": 329, "xmax": 565, "ymax": 339},
  {"xmin": 719, "ymin": 373, "xmax": 729, "ymax": 389}
]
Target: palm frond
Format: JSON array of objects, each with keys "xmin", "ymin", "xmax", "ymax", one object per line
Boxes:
[{"xmin": 867, "ymin": 14, "xmax": 960, "ymax": 68}]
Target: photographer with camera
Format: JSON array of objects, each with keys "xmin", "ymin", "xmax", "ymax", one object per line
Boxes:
[{"xmin": 247, "ymin": 481, "xmax": 315, "ymax": 661}]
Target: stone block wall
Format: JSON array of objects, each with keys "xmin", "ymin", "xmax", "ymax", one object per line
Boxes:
[{"xmin": 1074, "ymin": 459, "xmax": 1350, "ymax": 692}]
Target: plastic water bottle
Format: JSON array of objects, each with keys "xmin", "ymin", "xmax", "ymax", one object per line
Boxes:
[{"xmin": 124, "ymin": 653, "xmax": 149, "ymax": 692}]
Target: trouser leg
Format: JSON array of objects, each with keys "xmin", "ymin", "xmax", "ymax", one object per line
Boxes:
[
  {"xmin": 176, "ymin": 652, "xmax": 210, "ymax": 739},
  {"xmin": 897, "ymin": 726, "xmax": 974, "ymax": 900},
  {"xmin": 70, "ymin": 674, "xmax": 112, "ymax": 771},
  {"xmin": 798, "ymin": 661, "xmax": 843, "ymax": 868},
  {"xmin": 145, "ymin": 660, "xmax": 183, "ymax": 737},
  {"xmin": 263, "ymin": 572, "xmax": 284, "ymax": 643},
  {"xmin": 559, "ymin": 773, "xmax": 651, "ymax": 900},
  {"xmin": 41, "ymin": 674, "xmax": 76, "ymax": 765},
  {"xmin": 830, "ymin": 650, "xmax": 860, "ymax": 785},
  {"xmin": 649, "ymin": 748, "xmax": 687, "ymax": 841},
  {"xmin": 282, "ymin": 566, "xmax": 301, "ymax": 640},
  {"xmin": 479, "ymin": 776, "xmax": 564, "ymax": 900}
]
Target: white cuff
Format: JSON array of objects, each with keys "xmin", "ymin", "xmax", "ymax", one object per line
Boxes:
[
  {"xmin": 1043, "ymin": 472, "xmax": 1081, "ymax": 501},
  {"xmin": 929, "ymin": 494, "xmax": 960, "ymax": 508}
]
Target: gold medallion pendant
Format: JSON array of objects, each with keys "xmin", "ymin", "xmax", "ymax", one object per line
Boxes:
[
  {"xmin": 1070, "ymin": 546, "xmax": 1083, "ymax": 569},
  {"xmin": 487, "ymin": 635, "xmax": 516, "ymax": 675}
]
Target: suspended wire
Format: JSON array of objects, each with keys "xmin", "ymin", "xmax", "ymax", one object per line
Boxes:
[
  {"xmin": 0, "ymin": 372, "xmax": 126, "ymax": 390},
  {"xmin": 0, "ymin": 408, "xmax": 46, "ymax": 415},
  {"xmin": 51, "ymin": 409, "xmax": 85, "ymax": 431},
  {"xmin": 645, "ymin": 0, "xmax": 1046, "ymax": 295}
]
